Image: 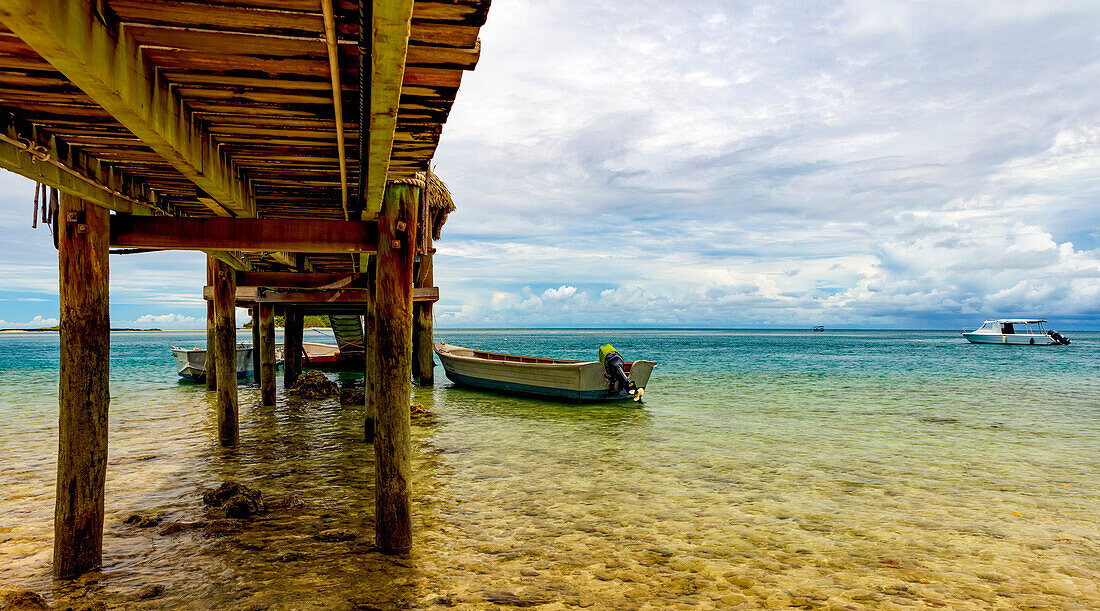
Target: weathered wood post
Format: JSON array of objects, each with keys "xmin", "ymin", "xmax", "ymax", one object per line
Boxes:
[
  {"xmin": 250, "ymin": 307, "xmax": 261, "ymax": 377},
  {"xmin": 55, "ymin": 194, "xmax": 110, "ymax": 578},
  {"xmin": 284, "ymin": 307, "xmax": 303, "ymax": 389},
  {"xmin": 258, "ymin": 302, "xmax": 276, "ymax": 406},
  {"xmin": 364, "ymin": 258, "xmax": 377, "ymax": 443},
  {"xmin": 373, "ymin": 182, "xmax": 417, "ymax": 553},
  {"xmin": 205, "ymin": 256, "xmax": 217, "ymax": 391},
  {"xmin": 212, "ymin": 259, "xmax": 238, "ymax": 446},
  {"xmin": 412, "ymin": 253, "xmax": 434, "ymax": 385}
]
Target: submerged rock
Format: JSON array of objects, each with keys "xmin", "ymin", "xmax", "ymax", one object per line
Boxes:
[
  {"xmin": 123, "ymin": 514, "xmax": 161, "ymax": 528},
  {"xmin": 315, "ymin": 528, "xmax": 356, "ymax": 542},
  {"xmin": 340, "ymin": 387, "xmax": 365, "ymax": 405},
  {"xmin": 0, "ymin": 590, "xmax": 48, "ymax": 611},
  {"xmin": 202, "ymin": 482, "xmax": 265, "ymax": 519},
  {"xmin": 410, "ymin": 403, "xmax": 433, "ymax": 418},
  {"xmin": 482, "ymin": 591, "xmax": 546, "ymax": 607},
  {"xmin": 137, "ymin": 585, "xmax": 165, "ymax": 600},
  {"xmin": 287, "ymin": 370, "xmax": 339, "ymax": 398},
  {"xmin": 278, "ymin": 494, "xmax": 306, "ymax": 509}
]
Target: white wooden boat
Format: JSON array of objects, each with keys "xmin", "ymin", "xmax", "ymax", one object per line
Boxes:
[
  {"xmin": 434, "ymin": 342, "xmax": 656, "ymax": 402},
  {"xmin": 171, "ymin": 344, "xmax": 254, "ymax": 381},
  {"xmin": 962, "ymin": 319, "xmax": 1070, "ymax": 345}
]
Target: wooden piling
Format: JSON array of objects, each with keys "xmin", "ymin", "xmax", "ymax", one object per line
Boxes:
[
  {"xmin": 251, "ymin": 308, "xmax": 261, "ymax": 377},
  {"xmin": 284, "ymin": 308, "xmax": 303, "ymax": 389},
  {"xmin": 364, "ymin": 286, "xmax": 377, "ymax": 443},
  {"xmin": 258, "ymin": 303, "xmax": 276, "ymax": 406},
  {"xmin": 55, "ymin": 194, "xmax": 110, "ymax": 578},
  {"xmin": 372, "ymin": 182, "xmax": 417, "ymax": 553},
  {"xmin": 412, "ymin": 252, "xmax": 434, "ymax": 385},
  {"xmin": 212, "ymin": 258, "xmax": 238, "ymax": 446},
  {"xmin": 205, "ymin": 256, "xmax": 217, "ymax": 390}
]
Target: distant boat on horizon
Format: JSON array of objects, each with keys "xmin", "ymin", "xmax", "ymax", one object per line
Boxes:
[{"xmin": 812, "ymin": 325, "xmax": 825, "ymax": 332}]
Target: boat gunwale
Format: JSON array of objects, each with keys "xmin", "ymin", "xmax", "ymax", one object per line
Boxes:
[{"xmin": 435, "ymin": 342, "xmax": 656, "ymax": 371}]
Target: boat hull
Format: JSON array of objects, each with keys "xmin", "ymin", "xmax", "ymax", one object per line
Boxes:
[
  {"xmin": 962, "ymin": 333, "xmax": 1058, "ymax": 345},
  {"xmin": 435, "ymin": 342, "xmax": 655, "ymax": 403},
  {"xmin": 172, "ymin": 346, "xmax": 253, "ymax": 381}
]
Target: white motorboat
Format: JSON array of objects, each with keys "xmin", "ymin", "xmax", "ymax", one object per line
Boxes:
[
  {"xmin": 171, "ymin": 343, "xmax": 254, "ymax": 381},
  {"xmin": 962, "ymin": 319, "xmax": 1070, "ymax": 345},
  {"xmin": 435, "ymin": 342, "xmax": 656, "ymax": 402}
]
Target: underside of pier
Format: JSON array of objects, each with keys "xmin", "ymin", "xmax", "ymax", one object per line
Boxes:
[{"xmin": 0, "ymin": 0, "xmax": 486, "ymax": 577}]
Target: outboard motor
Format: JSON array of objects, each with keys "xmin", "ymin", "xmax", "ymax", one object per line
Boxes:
[
  {"xmin": 599, "ymin": 344, "xmax": 643, "ymax": 401},
  {"xmin": 1047, "ymin": 330, "xmax": 1071, "ymax": 345}
]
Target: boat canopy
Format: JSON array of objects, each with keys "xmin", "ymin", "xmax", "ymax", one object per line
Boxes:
[{"xmin": 984, "ymin": 319, "xmax": 1048, "ymax": 324}]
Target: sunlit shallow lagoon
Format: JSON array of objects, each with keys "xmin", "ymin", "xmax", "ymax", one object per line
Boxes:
[{"xmin": 1, "ymin": 329, "xmax": 1098, "ymax": 609}]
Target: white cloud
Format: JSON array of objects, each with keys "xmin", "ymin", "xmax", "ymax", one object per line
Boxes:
[
  {"xmin": 0, "ymin": 315, "xmax": 59, "ymax": 329},
  {"xmin": 120, "ymin": 314, "xmax": 201, "ymax": 329}
]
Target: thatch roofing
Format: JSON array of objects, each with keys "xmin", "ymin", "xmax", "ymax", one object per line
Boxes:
[{"xmin": 418, "ymin": 170, "xmax": 455, "ymax": 240}]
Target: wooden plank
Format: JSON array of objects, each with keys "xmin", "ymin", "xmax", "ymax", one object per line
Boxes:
[
  {"xmin": 55, "ymin": 193, "xmax": 110, "ymax": 578},
  {"xmin": 0, "ymin": 0, "xmax": 255, "ymax": 217},
  {"xmin": 212, "ymin": 258, "xmax": 239, "ymax": 446},
  {"xmin": 363, "ymin": 0, "xmax": 415, "ymax": 218},
  {"xmin": 259, "ymin": 303, "xmax": 276, "ymax": 407},
  {"xmin": 110, "ymin": 216, "xmax": 378, "ymax": 252},
  {"xmin": 0, "ymin": 118, "xmax": 155, "ymax": 214},
  {"xmin": 373, "ymin": 181, "xmax": 417, "ymax": 553}
]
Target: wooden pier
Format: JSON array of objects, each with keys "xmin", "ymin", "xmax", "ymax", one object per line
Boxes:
[{"xmin": 0, "ymin": 0, "xmax": 486, "ymax": 577}]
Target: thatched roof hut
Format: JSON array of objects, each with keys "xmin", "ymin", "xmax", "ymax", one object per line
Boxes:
[{"xmin": 416, "ymin": 170, "xmax": 455, "ymax": 240}]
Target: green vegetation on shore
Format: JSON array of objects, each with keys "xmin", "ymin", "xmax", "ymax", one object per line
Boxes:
[{"xmin": 243, "ymin": 315, "xmax": 330, "ymax": 329}]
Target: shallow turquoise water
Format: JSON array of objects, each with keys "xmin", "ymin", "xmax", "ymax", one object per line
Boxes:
[{"xmin": 0, "ymin": 329, "xmax": 1097, "ymax": 609}]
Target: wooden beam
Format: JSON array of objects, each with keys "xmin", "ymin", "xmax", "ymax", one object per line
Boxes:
[
  {"xmin": 412, "ymin": 265, "xmax": 434, "ymax": 384},
  {"xmin": 212, "ymin": 259, "xmax": 239, "ymax": 446},
  {"xmin": 258, "ymin": 303, "xmax": 276, "ymax": 407},
  {"xmin": 237, "ymin": 271, "xmax": 366, "ymax": 289},
  {"xmin": 284, "ymin": 308, "xmax": 304, "ymax": 389},
  {"xmin": 55, "ymin": 193, "xmax": 110, "ymax": 578},
  {"xmin": 0, "ymin": 124, "xmax": 152, "ymax": 215},
  {"xmin": 201, "ymin": 286, "xmax": 438, "ymax": 304},
  {"xmin": 205, "ymin": 256, "xmax": 218, "ymax": 391},
  {"xmin": 363, "ymin": 0, "xmax": 416, "ymax": 218},
  {"xmin": 110, "ymin": 216, "xmax": 379, "ymax": 253},
  {"xmin": 0, "ymin": 0, "xmax": 256, "ymax": 217},
  {"xmin": 373, "ymin": 181, "xmax": 417, "ymax": 554}
]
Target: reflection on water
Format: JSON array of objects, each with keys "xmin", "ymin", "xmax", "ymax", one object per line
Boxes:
[{"xmin": 0, "ymin": 330, "xmax": 1098, "ymax": 609}]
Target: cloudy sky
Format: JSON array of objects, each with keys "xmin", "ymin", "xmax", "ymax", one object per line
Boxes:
[{"xmin": 1, "ymin": 0, "xmax": 1098, "ymax": 329}]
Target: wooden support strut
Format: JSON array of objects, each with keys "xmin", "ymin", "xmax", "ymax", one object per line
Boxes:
[
  {"xmin": 205, "ymin": 256, "xmax": 218, "ymax": 391},
  {"xmin": 201, "ymin": 286, "xmax": 439, "ymax": 305},
  {"xmin": 212, "ymin": 259, "xmax": 239, "ymax": 446},
  {"xmin": 251, "ymin": 309, "xmax": 261, "ymax": 380},
  {"xmin": 412, "ymin": 253, "xmax": 435, "ymax": 385},
  {"xmin": 373, "ymin": 182, "xmax": 417, "ymax": 554},
  {"xmin": 110, "ymin": 217, "xmax": 379, "ymax": 253},
  {"xmin": 284, "ymin": 308, "xmax": 304, "ymax": 389},
  {"xmin": 258, "ymin": 303, "xmax": 276, "ymax": 407},
  {"xmin": 412, "ymin": 186, "xmax": 435, "ymax": 385},
  {"xmin": 55, "ymin": 194, "xmax": 110, "ymax": 578},
  {"xmin": 0, "ymin": 0, "xmax": 255, "ymax": 217}
]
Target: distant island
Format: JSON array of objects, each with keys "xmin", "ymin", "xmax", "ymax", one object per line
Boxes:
[{"xmin": 0, "ymin": 327, "xmax": 163, "ymax": 333}]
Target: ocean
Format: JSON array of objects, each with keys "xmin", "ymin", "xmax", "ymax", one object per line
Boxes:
[{"xmin": 0, "ymin": 329, "xmax": 1097, "ymax": 609}]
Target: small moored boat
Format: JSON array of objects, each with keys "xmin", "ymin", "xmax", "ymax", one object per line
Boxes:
[
  {"xmin": 962, "ymin": 319, "xmax": 1070, "ymax": 345},
  {"xmin": 171, "ymin": 343, "xmax": 254, "ymax": 381},
  {"xmin": 434, "ymin": 342, "xmax": 655, "ymax": 402}
]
